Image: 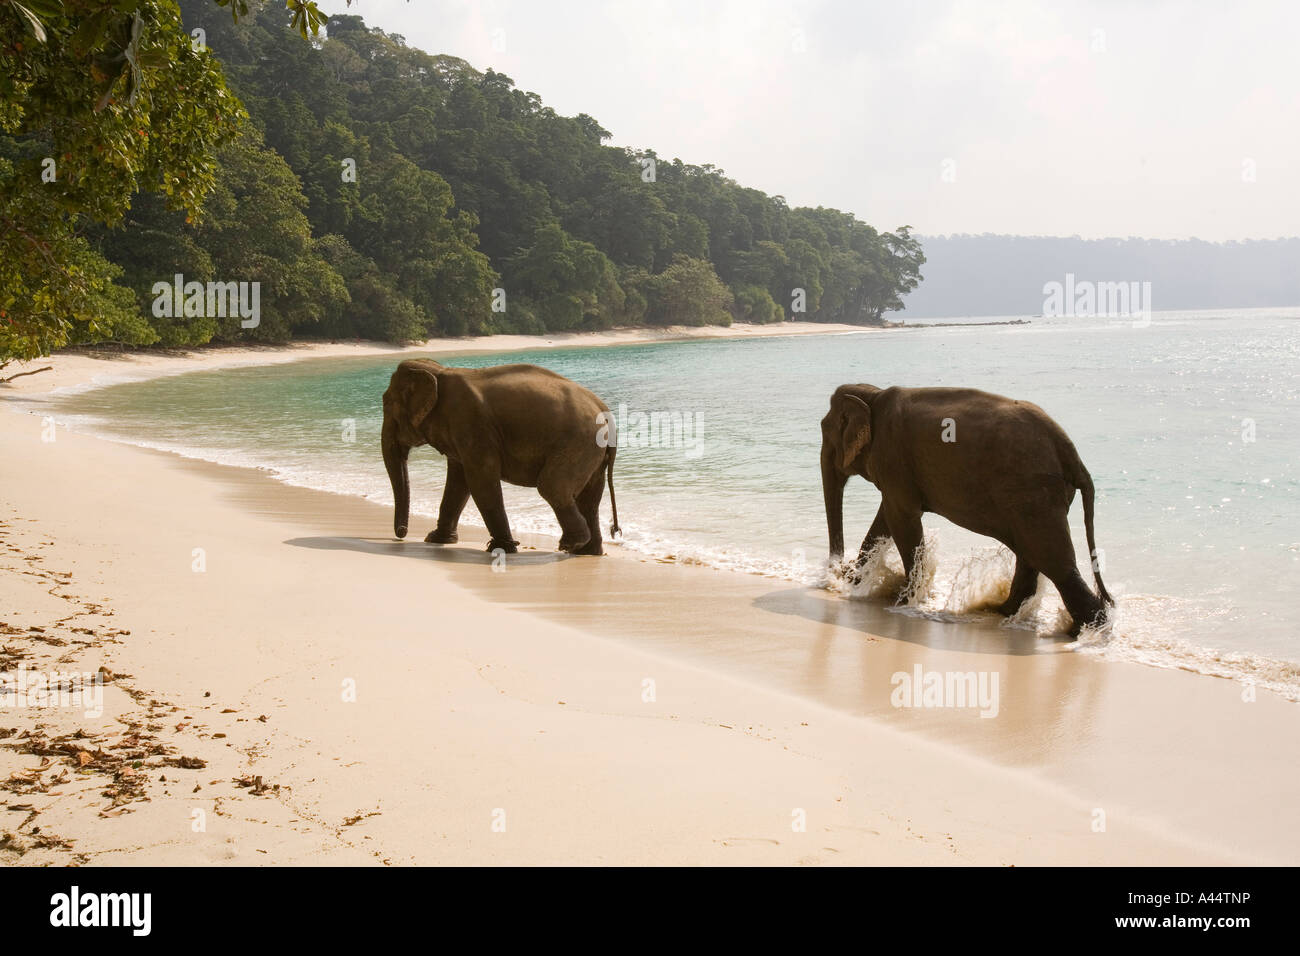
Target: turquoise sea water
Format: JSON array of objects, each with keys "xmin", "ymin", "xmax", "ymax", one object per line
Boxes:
[{"xmin": 38, "ymin": 308, "xmax": 1300, "ymax": 696}]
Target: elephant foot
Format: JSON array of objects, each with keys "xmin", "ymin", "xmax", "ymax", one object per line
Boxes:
[
  {"xmin": 486, "ymin": 538, "xmax": 518, "ymax": 554},
  {"xmin": 848, "ymin": 556, "xmax": 871, "ymax": 585},
  {"xmin": 557, "ymin": 535, "xmax": 591, "ymax": 554},
  {"xmin": 425, "ymin": 528, "xmax": 458, "ymax": 544},
  {"xmin": 572, "ymin": 540, "xmax": 604, "ymax": 556},
  {"xmin": 1066, "ymin": 606, "xmax": 1108, "ymax": 638},
  {"xmin": 995, "ymin": 597, "xmax": 1023, "ymax": 617}
]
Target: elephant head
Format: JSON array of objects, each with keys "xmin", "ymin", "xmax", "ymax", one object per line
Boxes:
[
  {"xmin": 381, "ymin": 360, "xmax": 441, "ymax": 539},
  {"xmin": 820, "ymin": 385, "xmax": 879, "ymax": 560}
]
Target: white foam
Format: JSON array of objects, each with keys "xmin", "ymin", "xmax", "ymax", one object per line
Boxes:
[{"xmin": 1069, "ymin": 595, "xmax": 1300, "ymax": 700}]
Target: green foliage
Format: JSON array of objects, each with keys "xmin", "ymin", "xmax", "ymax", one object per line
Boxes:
[
  {"xmin": 640, "ymin": 256, "xmax": 733, "ymax": 327},
  {"xmin": 489, "ymin": 298, "xmax": 547, "ymax": 336},
  {"xmin": 196, "ymin": 125, "xmax": 348, "ymax": 342},
  {"xmin": 65, "ymin": 249, "xmax": 160, "ymax": 348},
  {"xmin": 0, "ymin": 164, "xmax": 157, "ymax": 358},
  {"xmin": 731, "ymin": 284, "xmax": 783, "ymax": 324},
  {"xmin": 185, "ymin": 5, "xmax": 923, "ymax": 337},
  {"xmin": 2, "ymin": 2, "xmax": 243, "ymax": 224},
  {"xmin": 90, "ymin": 124, "xmax": 349, "ymax": 345},
  {"xmin": 508, "ymin": 223, "xmax": 625, "ymax": 331},
  {"xmin": 0, "ymin": 0, "xmax": 242, "ymax": 361},
  {"xmin": 1, "ymin": 0, "xmax": 924, "ymax": 364},
  {"xmin": 212, "ymin": 0, "xmax": 329, "ymax": 39},
  {"xmin": 345, "ymin": 151, "xmax": 495, "ymax": 337}
]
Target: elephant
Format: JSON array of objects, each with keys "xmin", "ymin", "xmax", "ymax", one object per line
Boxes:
[
  {"xmin": 382, "ymin": 359, "xmax": 620, "ymax": 555},
  {"xmin": 820, "ymin": 384, "xmax": 1114, "ymax": 633}
]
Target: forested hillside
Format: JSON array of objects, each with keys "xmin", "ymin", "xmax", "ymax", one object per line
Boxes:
[{"xmin": 0, "ymin": 1, "xmax": 925, "ymax": 361}]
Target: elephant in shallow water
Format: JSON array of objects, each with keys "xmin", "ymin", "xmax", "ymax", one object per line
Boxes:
[
  {"xmin": 820, "ymin": 384, "xmax": 1114, "ymax": 633},
  {"xmin": 382, "ymin": 359, "xmax": 620, "ymax": 555}
]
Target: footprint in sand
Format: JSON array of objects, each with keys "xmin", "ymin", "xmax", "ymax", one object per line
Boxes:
[
  {"xmin": 717, "ymin": 837, "xmax": 780, "ymax": 847},
  {"xmin": 826, "ymin": 824, "xmax": 880, "ymax": 836}
]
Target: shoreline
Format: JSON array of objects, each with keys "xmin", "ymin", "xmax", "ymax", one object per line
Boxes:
[
  {"xmin": 3, "ymin": 324, "xmax": 1299, "ymax": 865},
  {"xmin": 0, "ymin": 321, "xmax": 880, "ymax": 399},
  {"xmin": 18, "ymin": 325, "xmax": 1300, "ymax": 704}
]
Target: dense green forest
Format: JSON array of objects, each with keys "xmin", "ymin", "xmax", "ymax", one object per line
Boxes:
[{"xmin": 0, "ymin": 0, "xmax": 924, "ymax": 363}]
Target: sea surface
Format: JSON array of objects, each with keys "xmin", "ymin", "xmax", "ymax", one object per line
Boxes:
[{"xmin": 35, "ymin": 308, "xmax": 1300, "ymax": 697}]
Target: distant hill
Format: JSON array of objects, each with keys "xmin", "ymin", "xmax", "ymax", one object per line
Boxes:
[
  {"xmin": 69, "ymin": 2, "xmax": 925, "ymax": 349},
  {"xmin": 894, "ymin": 235, "xmax": 1300, "ymax": 319}
]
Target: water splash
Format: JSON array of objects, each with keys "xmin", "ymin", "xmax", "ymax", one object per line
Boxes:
[{"xmin": 944, "ymin": 545, "xmax": 1014, "ymax": 613}]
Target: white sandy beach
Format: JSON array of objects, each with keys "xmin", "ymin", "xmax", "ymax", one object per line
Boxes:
[
  {"xmin": 2, "ymin": 325, "xmax": 1298, "ymax": 866},
  {"xmin": 3, "ymin": 321, "xmax": 876, "ymax": 396}
]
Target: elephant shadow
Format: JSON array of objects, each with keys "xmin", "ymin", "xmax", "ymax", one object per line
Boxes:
[
  {"xmin": 284, "ymin": 536, "xmax": 572, "ymax": 567},
  {"xmin": 751, "ymin": 586, "xmax": 1073, "ymax": 657}
]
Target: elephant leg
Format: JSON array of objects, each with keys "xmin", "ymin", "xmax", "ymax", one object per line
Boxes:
[
  {"xmin": 426, "ymin": 459, "xmax": 470, "ymax": 544},
  {"xmin": 885, "ymin": 505, "xmax": 925, "ymax": 583},
  {"xmin": 1019, "ymin": 513, "xmax": 1105, "ymax": 635},
  {"xmin": 1052, "ymin": 569, "xmax": 1107, "ymax": 637},
  {"xmin": 854, "ymin": 504, "xmax": 891, "ymax": 567},
  {"xmin": 466, "ymin": 466, "xmax": 518, "ymax": 554},
  {"xmin": 537, "ymin": 466, "xmax": 590, "ymax": 553},
  {"xmin": 996, "ymin": 555, "xmax": 1040, "ymax": 616},
  {"xmin": 571, "ymin": 466, "xmax": 606, "ymax": 556},
  {"xmin": 543, "ymin": 496, "xmax": 590, "ymax": 552}
]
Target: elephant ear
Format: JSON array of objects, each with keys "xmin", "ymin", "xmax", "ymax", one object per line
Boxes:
[
  {"xmin": 840, "ymin": 394, "xmax": 872, "ymax": 472},
  {"xmin": 403, "ymin": 363, "xmax": 440, "ymax": 431}
]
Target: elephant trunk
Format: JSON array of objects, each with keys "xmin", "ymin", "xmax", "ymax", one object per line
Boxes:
[
  {"xmin": 382, "ymin": 417, "xmax": 410, "ymax": 539},
  {"xmin": 822, "ymin": 443, "xmax": 848, "ymax": 560}
]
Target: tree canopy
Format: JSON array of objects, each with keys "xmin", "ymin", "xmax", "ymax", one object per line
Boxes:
[{"xmin": 1, "ymin": 0, "xmax": 925, "ymax": 365}]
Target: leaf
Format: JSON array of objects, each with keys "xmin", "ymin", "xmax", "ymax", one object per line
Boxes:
[
  {"xmin": 11, "ymin": 2, "xmax": 47, "ymax": 43},
  {"xmin": 22, "ymin": 0, "xmax": 64, "ymax": 17},
  {"xmin": 214, "ymin": 0, "xmax": 250, "ymax": 23},
  {"xmin": 136, "ymin": 50, "xmax": 166, "ymax": 70},
  {"xmin": 120, "ymin": 11, "xmax": 145, "ymax": 105},
  {"xmin": 71, "ymin": 9, "xmax": 110, "ymax": 57},
  {"xmin": 286, "ymin": 0, "xmax": 328, "ymax": 38}
]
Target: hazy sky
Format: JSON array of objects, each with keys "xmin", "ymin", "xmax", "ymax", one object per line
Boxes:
[{"xmin": 317, "ymin": 0, "xmax": 1299, "ymax": 241}]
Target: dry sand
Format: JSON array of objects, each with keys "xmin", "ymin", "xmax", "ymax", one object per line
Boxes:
[
  {"xmin": 1, "ymin": 321, "xmax": 875, "ymax": 397},
  {"xmin": 2, "ymin": 328, "xmax": 1297, "ymax": 865}
]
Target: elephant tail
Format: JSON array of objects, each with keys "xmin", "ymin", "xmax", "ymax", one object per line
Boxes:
[
  {"xmin": 606, "ymin": 447, "xmax": 622, "ymax": 539},
  {"xmin": 1073, "ymin": 458, "xmax": 1115, "ymax": 607}
]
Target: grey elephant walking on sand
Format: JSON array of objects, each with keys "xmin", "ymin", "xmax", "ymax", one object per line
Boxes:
[
  {"xmin": 382, "ymin": 359, "xmax": 620, "ymax": 555},
  {"xmin": 820, "ymin": 384, "xmax": 1114, "ymax": 634}
]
